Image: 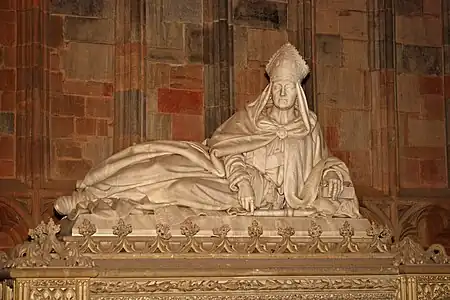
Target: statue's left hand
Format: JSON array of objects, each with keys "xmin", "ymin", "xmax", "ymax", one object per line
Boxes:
[{"xmin": 323, "ymin": 171, "xmax": 343, "ymax": 201}]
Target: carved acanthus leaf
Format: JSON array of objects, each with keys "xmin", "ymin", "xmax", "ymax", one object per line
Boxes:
[
  {"xmin": 366, "ymin": 222, "xmax": 392, "ymax": 253},
  {"xmin": 307, "ymin": 221, "xmax": 329, "ymax": 253},
  {"xmin": 4, "ymin": 219, "xmax": 94, "ymax": 268},
  {"xmin": 338, "ymin": 221, "xmax": 359, "ymax": 253}
]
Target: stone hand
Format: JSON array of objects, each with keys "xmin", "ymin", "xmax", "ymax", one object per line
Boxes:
[
  {"xmin": 323, "ymin": 171, "xmax": 343, "ymax": 201},
  {"xmin": 237, "ymin": 180, "xmax": 255, "ymax": 213}
]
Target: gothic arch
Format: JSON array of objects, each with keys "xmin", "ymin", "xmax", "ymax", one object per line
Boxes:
[{"xmin": 0, "ymin": 197, "xmax": 33, "ymax": 250}]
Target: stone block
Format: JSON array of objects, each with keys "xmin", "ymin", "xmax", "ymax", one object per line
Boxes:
[
  {"xmin": 338, "ymin": 69, "xmax": 368, "ymax": 109},
  {"xmin": 1, "ymin": 91, "xmax": 15, "ymax": 111},
  {"xmin": 235, "ymin": 68, "xmax": 264, "ymax": 95},
  {"xmin": 342, "ymin": 39, "xmax": 369, "ymax": 70},
  {"xmin": 233, "ymin": 26, "xmax": 248, "ymax": 69},
  {"xmin": 394, "ymin": 0, "xmax": 423, "ymax": 16},
  {"xmin": 0, "ymin": 23, "xmax": 14, "ymax": 46},
  {"xmin": 163, "ymin": 0, "xmax": 202, "ymax": 24},
  {"xmin": 146, "ymin": 48, "xmax": 185, "ymax": 64},
  {"xmin": 419, "ymin": 76, "xmax": 443, "ymax": 95},
  {"xmin": 247, "ymin": 29, "xmax": 263, "ymax": 62},
  {"xmin": 232, "ymin": 0, "xmax": 287, "ymax": 29},
  {"xmin": 399, "ymin": 157, "xmax": 420, "ymax": 188},
  {"xmin": 421, "ymin": 95, "xmax": 445, "ymax": 120},
  {"xmin": 55, "ymin": 159, "xmax": 92, "ymax": 179},
  {"xmin": 170, "ymin": 65, "xmax": 204, "ymax": 90},
  {"xmin": 397, "ymin": 44, "xmax": 441, "ymax": 75},
  {"xmin": 146, "ymin": 113, "xmax": 172, "ymax": 141},
  {"xmin": 81, "ymin": 136, "xmax": 112, "ymax": 164},
  {"xmin": 186, "ymin": 23, "xmax": 203, "ymax": 63},
  {"xmin": 0, "ymin": 160, "xmax": 14, "ymax": 177},
  {"xmin": 396, "ymin": 74, "xmax": 421, "ymax": 112},
  {"xmin": 348, "ymin": 150, "xmax": 372, "ymax": 186},
  {"xmin": 407, "ymin": 118, "xmax": 445, "ymax": 147},
  {"xmin": 53, "ymin": 140, "xmax": 82, "ymax": 159},
  {"xmin": 75, "ymin": 118, "xmax": 96, "ymax": 135},
  {"xmin": 158, "ymin": 88, "xmax": 203, "ymax": 115},
  {"xmin": 338, "ymin": 110, "xmax": 371, "ymax": 150},
  {"xmin": 316, "ymin": 0, "xmax": 368, "ymax": 11},
  {"xmin": 315, "ymin": 9, "xmax": 339, "ymax": 35},
  {"xmin": 0, "ymin": 111, "xmax": 14, "ymax": 134},
  {"xmin": 50, "ymin": 0, "xmax": 114, "ymax": 18},
  {"xmin": 63, "ymin": 42, "xmax": 114, "ymax": 81},
  {"xmin": 96, "ymin": 119, "xmax": 109, "ymax": 136},
  {"xmin": 396, "ymin": 16, "xmax": 442, "ymax": 47},
  {"xmin": 0, "ymin": 69, "xmax": 15, "ymax": 91},
  {"xmin": 47, "ymin": 15, "xmax": 64, "ymax": 48},
  {"xmin": 423, "ymin": 0, "xmax": 442, "ymax": 16},
  {"xmin": 315, "ymin": 34, "xmax": 341, "ymax": 66},
  {"xmin": 51, "ymin": 95, "xmax": 85, "ymax": 117},
  {"xmin": 262, "ymin": 30, "xmax": 288, "ymax": 61},
  {"xmin": 0, "ymin": 136, "xmax": 13, "ymax": 160},
  {"xmin": 420, "ymin": 158, "xmax": 447, "ymax": 187},
  {"xmin": 86, "ymin": 97, "xmax": 112, "ymax": 118},
  {"xmin": 65, "ymin": 17, "xmax": 114, "ymax": 44},
  {"xmin": 63, "ymin": 80, "xmax": 112, "ymax": 97},
  {"xmin": 401, "ymin": 146, "xmax": 446, "ymax": 160},
  {"xmin": 145, "ymin": 63, "xmax": 171, "ymax": 89},
  {"xmin": 339, "ymin": 11, "xmax": 368, "ymax": 41},
  {"xmin": 146, "ymin": 22, "xmax": 184, "ymax": 49},
  {"xmin": 172, "ymin": 114, "xmax": 204, "ymax": 141},
  {"xmin": 51, "ymin": 116, "xmax": 74, "ymax": 138}
]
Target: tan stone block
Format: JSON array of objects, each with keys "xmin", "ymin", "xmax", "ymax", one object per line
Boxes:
[
  {"xmin": 82, "ymin": 136, "xmax": 113, "ymax": 165},
  {"xmin": 315, "ymin": 9, "xmax": 339, "ymax": 35},
  {"xmin": 262, "ymin": 30, "xmax": 289, "ymax": 61},
  {"xmin": 315, "ymin": 65, "xmax": 340, "ymax": 101},
  {"xmin": 316, "ymin": 34, "xmax": 342, "ymax": 66},
  {"xmin": 396, "ymin": 16, "xmax": 442, "ymax": 47},
  {"xmin": 396, "ymin": 74, "xmax": 421, "ymax": 113},
  {"xmin": 316, "ymin": 0, "xmax": 367, "ymax": 11},
  {"xmin": 348, "ymin": 150, "xmax": 372, "ymax": 186},
  {"xmin": 247, "ymin": 29, "xmax": 263, "ymax": 61},
  {"xmin": 338, "ymin": 110, "xmax": 371, "ymax": 150},
  {"xmin": 339, "ymin": 11, "xmax": 368, "ymax": 41},
  {"xmin": 233, "ymin": 26, "xmax": 248, "ymax": 69},
  {"xmin": 407, "ymin": 118, "xmax": 445, "ymax": 147},
  {"xmin": 145, "ymin": 63, "xmax": 171, "ymax": 89},
  {"xmin": 341, "ymin": 39, "xmax": 368, "ymax": 70},
  {"xmin": 338, "ymin": 68, "xmax": 367, "ymax": 109},
  {"xmin": 146, "ymin": 113, "xmax": 172, "ymax": 141}
]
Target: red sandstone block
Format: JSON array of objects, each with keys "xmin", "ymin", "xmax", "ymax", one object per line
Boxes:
[
  {"xmin": 75, "ymin": 118, "xmax": 96, "ymax": 135},
  {"xmin": 235, "ymin": 69, "xmax": 263, "ymax": 95},
  {"xmin": 0, "ymin": 23, "xmax": 14, "ymax": 46},
  {"xmin": 0, "ymin": 0, "xmax": 14, "ymax": 10},
  {"xmin": 53, "ymin": 139, "xmax": 82, "ymax": 159},
  {"xmin": 421, "ymin": 95, "xmax": 444, "ymax": 120},
  {"xmin": 0, "ymin": 136, "xmax": 14, "ymax": 159},
  {"xmin": 170, "ymin": 64, "xmax": 204, "ymax": 90},
  {"xmin": 158, "ymin": 88, "xmax": 203, "ymax": 115},
  {"xmin": 331, "ymin": 150, "xmax": 350, "ymax": 165},
  {"xmin": 0, "ymin": 69, "xmax": 15, "ymax": 91},
  {"xmin": 51, "ymin": 116, "xmax": 74, "ymax": 138},
  {"xmin": 48, "ymin": 15, "xmax": 64, "ymax": 49},
  {"xmin": 0, "ymin": 160, "xmax": 14, "ymax": 177},
  {"xmin": 420, "ymin": 158, "xmax": 447, "ymax": 187},
  {"xmin": 0, "ymin": 10, "xmax": 15, "ymax": 23},
  {"xmin": 1, "ymin": 91, "xmax": 15, "ymax": 111},
  {"xmin": 172, "ymin": 114, "xmax": 204, "ymax": 142},
  {"xmin": 419, "ymin": 76, "xmax": 443, "ymax": 95},
  {"xmin": 324, "ymin": 126, "xmax": 339, "ymax": 149},
  {"xmin": 399, "ymin": 157, "xmax": 421, "ymax": 188},
  {"xmin": 63, "ymin": 80, "xmax": 108, "ymax": 97},
  {"xmin": 3, "ymin": 46, "xmax": 15, "ymax": 68},
  {"xmin": 85, "ymin": 97, "xmax": 112, "ymax": 118},
  {"xmin": 50, "ymin": 72, "xmax": 63, "ymax": 93},
  {"xmin": 103, "ymin": 83, "xmax": 114, "ymax": 97},
  {"xmin": 50, "ymin": 53, "xmax": 60, "ymax": 71},
  {"xmin": 52, "ymin": 95, "xmax": 85, "ymax": 117},
  {"xmin": 96, "ymin": 119, "xmax": 109, "ymax": 136}
]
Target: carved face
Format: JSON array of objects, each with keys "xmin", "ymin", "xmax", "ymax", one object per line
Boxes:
[{"xmin": 271, "ymin": 80, "xmax": 297, "ymax": 110}]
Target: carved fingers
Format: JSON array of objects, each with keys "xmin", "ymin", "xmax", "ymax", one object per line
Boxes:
[
  {"xmin": 237, "ymin": 181, "xmax": 255, "ymax": 213},
  {"xmin": 328, "ymin": 178, "xmax": 343, "ymax": 201}
]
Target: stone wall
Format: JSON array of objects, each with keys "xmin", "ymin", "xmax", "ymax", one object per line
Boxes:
[{"xmin": 1, "ymin": 0, "xmax": 450, "ymax": 250}]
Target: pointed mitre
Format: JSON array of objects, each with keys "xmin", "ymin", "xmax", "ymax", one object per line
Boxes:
[{"xmin": 266, "ymin": 43, "xmax": 309, "ymax": 83}]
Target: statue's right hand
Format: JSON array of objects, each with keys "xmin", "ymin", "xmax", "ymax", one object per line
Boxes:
[{"xmin": 237, "ymin": 180, "xmax": 255, "ymax": 213}]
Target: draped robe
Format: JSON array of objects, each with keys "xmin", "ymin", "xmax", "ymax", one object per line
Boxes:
[{"xmin": 54, "ymin": 84, "xmax": 361, "ymax": 220}]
